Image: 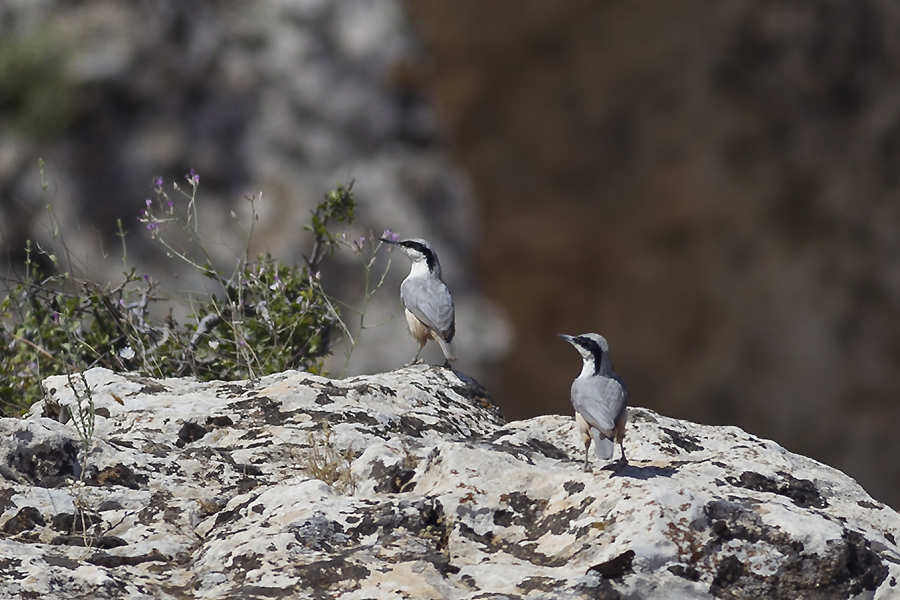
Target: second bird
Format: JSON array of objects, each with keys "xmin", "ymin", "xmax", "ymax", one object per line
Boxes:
[
  {"xmin": 380, "ymin": 237, "xmax": 456, "ymax": 366},
  {"xmin": 560, "ymin": 333, "xmax": 629, "ymax": 471}
]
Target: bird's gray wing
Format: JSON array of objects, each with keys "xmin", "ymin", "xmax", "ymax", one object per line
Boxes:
[
  {"xmin": 570, "ymin": 376, "xmax": 627, "ymax": 438},
  {"xmin": 610, "ymin": 373, "xmax": 630, "ymax": 427},
  {"xmin": 400, "ymin": 277, "xmax": 455, "ymax": 339}
]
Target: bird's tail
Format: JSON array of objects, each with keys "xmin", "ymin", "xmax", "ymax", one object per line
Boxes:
[
  {"xmin": 592, "ymin": 430, "xmax": 615, "ymax": 460},
  {"xmin": 435, "ymin": 336, "xmax": 456, "ymax": 362}
]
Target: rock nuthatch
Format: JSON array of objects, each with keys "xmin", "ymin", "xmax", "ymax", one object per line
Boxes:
[
  {"xmin": 559, "ymin": 333, "xmax": 628, "ymax": 471},
  {"xmin": 380, "ymin": 237, "xmax": 456, "ymax": 366}
]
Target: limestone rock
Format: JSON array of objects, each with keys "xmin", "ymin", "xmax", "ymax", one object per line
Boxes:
[{"xmin": 0, "ymin": 367, "xmax": 897, "ymax": 599}]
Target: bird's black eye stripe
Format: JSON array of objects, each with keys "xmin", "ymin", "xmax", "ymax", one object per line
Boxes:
[
  {"xmin": 575, "ymin": 336, "xmax": 604, "ymax": 375},
  {"xmin": 400, "ymin": 241, "xmax": 436, "ymax": 272}
]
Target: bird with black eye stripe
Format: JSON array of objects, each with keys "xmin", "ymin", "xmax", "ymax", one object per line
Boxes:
[
  {"xmin": 559, "ymin": 333, "xmax": 629, "ymax": 471},
  {"xmin": 380, "ymin": 237, "xmax": 456, "ymax": 367}
]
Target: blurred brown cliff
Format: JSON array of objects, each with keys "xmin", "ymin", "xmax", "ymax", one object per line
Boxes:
[{"xmin": 410, "ymin": 1, "xmax": 900, "ymax": 507}]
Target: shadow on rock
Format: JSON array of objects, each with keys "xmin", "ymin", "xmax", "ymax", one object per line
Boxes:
[{"xmin": 605, "ymin": 462, "xmax": 677, "ymax": 480}]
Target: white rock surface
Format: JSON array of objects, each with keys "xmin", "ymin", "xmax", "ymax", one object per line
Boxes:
[{"xmin": 0, "ymin": 366, "xmax": 898, "ymax": 599}]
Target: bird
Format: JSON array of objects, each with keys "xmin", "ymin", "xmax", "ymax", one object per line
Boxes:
[
  {"xmin": 559, "ymin": 333, "xmax": 628, "ymax": 471},
  {"xmin": 380, "ymin": 237, "xmax": 456, "ymax": 366}
]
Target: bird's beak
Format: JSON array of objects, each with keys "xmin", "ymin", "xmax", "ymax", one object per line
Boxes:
[
  {"xmin": 379, "ymin": 237, "xmax": 399, "ymax": 247},
  {"xmin": 558, "ymin": 334, "xmax": 575, "ymax": 344}
]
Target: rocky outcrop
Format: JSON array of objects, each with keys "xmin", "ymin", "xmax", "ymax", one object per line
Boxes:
[{"xmin": 0, "ymin": 367, "xmax": 897, "ymax": 599}]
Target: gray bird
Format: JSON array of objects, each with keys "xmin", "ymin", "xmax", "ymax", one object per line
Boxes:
[
  {"xmin": 380, "ymin": 237, "xmax": 456, "ymax": 365},
  {"xmin": 559, "ymin": 333, "xmax": 628, "ymax": 471}
]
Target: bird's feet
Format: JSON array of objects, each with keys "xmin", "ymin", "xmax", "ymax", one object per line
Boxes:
[{"xmin": 582, "ymin": 451, "xmax": 593, "ymax": 473}]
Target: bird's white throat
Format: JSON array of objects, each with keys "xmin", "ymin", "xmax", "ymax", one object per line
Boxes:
[
  {"xmin": 579, "ymin": 359, "xmax": 597, "ymax": 378},
  {"xmin": 407, "ymin": 259, "xmax": 435, "ymax": 279}
]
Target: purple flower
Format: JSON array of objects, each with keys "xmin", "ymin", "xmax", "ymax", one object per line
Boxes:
[
  {"xmin": 186, "ymin": 169, "xmax": 200, "ymax": 186},
  {"xmin": 146, "ymin": 198, "xmax": 152, "ymax": 207},
  {"xmin": 382, "ymin": 229, "xmax": 400, "ymax": 242},
  {"xmin": 154, "ymin": 176, "xmax": 163, "ymax": 187}
]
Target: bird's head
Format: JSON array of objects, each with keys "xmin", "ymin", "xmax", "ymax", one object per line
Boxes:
[
  {"xmin": 559, "ymin": 333, "xmax": 610, "ymax": 375},
  {"xmin": 380, "ymin": 237, "xmax": 441, "ymax": 276}
]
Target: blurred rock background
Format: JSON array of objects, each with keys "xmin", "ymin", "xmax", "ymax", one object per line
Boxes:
[
  {"xmin": 0, "ymin": 0, "xmax": 512, "ymax": 383},
  {"xmin": 3, "ymin": 1, "xmax": 900, "ymax": 508}
]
